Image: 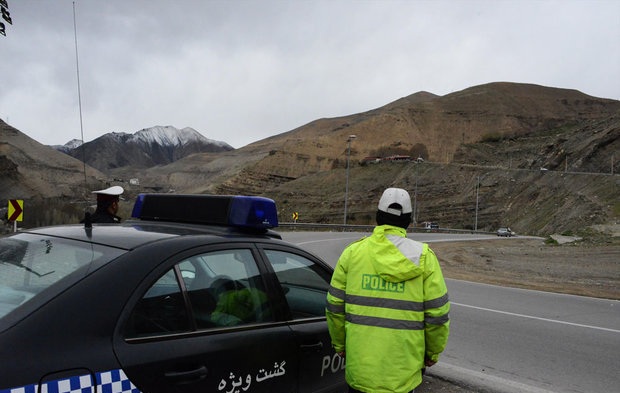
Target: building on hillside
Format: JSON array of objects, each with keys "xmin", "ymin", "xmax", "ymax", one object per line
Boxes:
[
  {"xmin": 360, "ymin": 156, "xmax": 382, "ymax": 165},
  {"xmin": 384, "ymin": 155, "xmax": 411, "ymax": 162}
]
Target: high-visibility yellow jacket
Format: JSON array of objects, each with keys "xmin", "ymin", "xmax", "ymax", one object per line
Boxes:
[{"xmin": 326, "ymin": 225, "xmax": 450, "ymax": 393}]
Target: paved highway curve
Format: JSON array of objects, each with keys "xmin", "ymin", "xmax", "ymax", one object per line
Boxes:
[{"xmin": 281, "ymin": 231, "xmax": 620, "ymax": 393}]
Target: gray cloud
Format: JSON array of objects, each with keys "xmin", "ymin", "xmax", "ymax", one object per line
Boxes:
[{"xmin": 1, "ymin": 0, "xmax": 619, "ymax": 148}]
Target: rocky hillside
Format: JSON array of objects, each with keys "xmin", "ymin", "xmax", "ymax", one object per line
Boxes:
[
  {"xmin": 141, "ymin": 83, "xmax": 618, "ymax": 236},
  {"xmin": 2, "ymin": 82, "xmax": 618, "ymax": 235},
  {"xmin": 228, "ymin": 82, "xmax": 619, "ymax": 178},
  {"xmin": 0, "ymin": 120, "xmax": 104, "ymax": 199},
  {"xmin": 150, "ymin": 83, "xmax": 617, "ymax": 195},
  {"xmin": 0, "ymin": 120, "xmax": 108, "ymax": 225}
]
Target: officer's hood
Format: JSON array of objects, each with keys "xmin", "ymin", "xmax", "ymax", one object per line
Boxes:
[{"xmin": 368, "ymin": 225, "xmax": 424, "ymax": 283}]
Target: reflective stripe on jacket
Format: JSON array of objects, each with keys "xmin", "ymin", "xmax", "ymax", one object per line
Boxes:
[{"xmin": 326, "ymin": 225, "xmax": 450, "ymax": 393}]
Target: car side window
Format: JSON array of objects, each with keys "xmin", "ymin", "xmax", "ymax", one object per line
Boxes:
[
  {"xmin": 184, "ymin": 249, "xmax": 272, "ymax": 328},
  {"xmin": 126, "ymin": 268, "xmax": 190, "ymax": 337},
  {"xmin": 263, "ymin": 250, "xmax": 331, "ymax": 320},
  {"xmin": 126, "ymin": 249, "xmax": 272, "ymax": 338}
]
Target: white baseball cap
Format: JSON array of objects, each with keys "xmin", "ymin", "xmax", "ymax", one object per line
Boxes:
[{"xmin": 377, "ymin": 187, "xmax": 412, "ymax": 216}]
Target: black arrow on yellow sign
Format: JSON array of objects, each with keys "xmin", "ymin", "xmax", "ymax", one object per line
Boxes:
[{"xmin": 8, "ymin": 199, "xmax": 23, "ymax": 221}]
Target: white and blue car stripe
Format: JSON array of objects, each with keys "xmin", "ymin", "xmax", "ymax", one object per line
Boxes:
[{"xmin": 1, "ymin": 369, "xmax": 140, "ymax": 393}]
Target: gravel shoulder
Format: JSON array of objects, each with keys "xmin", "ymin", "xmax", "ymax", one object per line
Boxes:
[
  {"xmin": 431, "ymin": 237, "xmax": 620, "ymax": 300},
  {"xmin": 417, "ymin": 236, "xmax": 619, "ymax": 392}
]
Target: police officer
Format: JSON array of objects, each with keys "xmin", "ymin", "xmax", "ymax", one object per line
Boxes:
[
  {"xmin": 84, "ymin": 186, "xmax": 124, "ymax": 224},
  {"xmin": 326, "ymin": 187, "xmax": 450, "ymax": 393}
]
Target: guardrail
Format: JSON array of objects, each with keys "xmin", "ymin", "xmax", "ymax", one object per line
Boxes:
[{"xmin": 278, "ymin": 222, "xmax": 494, "ymax": 235}]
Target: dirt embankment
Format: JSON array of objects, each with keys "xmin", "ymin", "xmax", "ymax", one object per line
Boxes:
[{"xmin": 431, "ymin": 237, "xmax": 619, "ymax": 300}]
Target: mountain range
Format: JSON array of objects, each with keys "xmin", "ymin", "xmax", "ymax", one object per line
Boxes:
[
  {"xmin": 1, "ymin": 82, "xmax": 618, "ymax": 236},
  {"xmin": 53, "ymin": 125, "xmax": 233, "ymax": 172}
]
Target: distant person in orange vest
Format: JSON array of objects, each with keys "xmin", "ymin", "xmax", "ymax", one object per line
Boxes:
[{"xmin": 82, "ymin": 186, "xmax": 124, "ymax": 224}]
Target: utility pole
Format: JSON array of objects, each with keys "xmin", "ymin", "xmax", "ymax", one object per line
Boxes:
[
  {"xmin": 413, "ymin": 162, "xmax": 419, "ymax": 227},
  {"xmin": 343, "ymin": 135, "xmax": 357, "ymax": 225},
  {"xmin": 474, "ymin": 175, "xmax": 480, "ymax": 231}
]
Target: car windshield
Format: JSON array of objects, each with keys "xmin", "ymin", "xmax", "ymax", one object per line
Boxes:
[{"xmin": 0, "ymin": 233, "xmax": 125, "ymax": 321}]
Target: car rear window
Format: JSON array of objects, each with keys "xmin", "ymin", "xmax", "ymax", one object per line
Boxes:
[{"xmin": 0, "ymin": 233, "xmax": 125, "ymax": 321}]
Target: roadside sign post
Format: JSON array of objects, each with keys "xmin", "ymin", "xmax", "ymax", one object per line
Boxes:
[
  {"xmin": 8, "ymin": 199, "xmax": 23, "ymax": 232},
  {"xmin": 292, "ymin": 212, "xmax": 299, "ymax": 223}
]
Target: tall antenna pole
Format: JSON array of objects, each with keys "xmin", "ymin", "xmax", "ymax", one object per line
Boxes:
[{"xmin": 73, "ymin": 1, "xmax": 87, "ymax": 194}]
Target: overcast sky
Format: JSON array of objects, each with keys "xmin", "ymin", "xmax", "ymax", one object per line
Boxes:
[{"xmin": 1, "ymin": 0, "xmax": 619, "ymax": 148}]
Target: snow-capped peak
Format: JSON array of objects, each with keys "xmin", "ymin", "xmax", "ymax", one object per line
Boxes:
[
  {"xmin": 51, "ymin": 138, "xmax": 83, "ymax": 153},
  {"xmin": 130, "ymin": 126, "xmax": 231, "ymax": 148},
  {"xmin": 64, "ymin": 139, "xmax": 83, "ymax": 149},
  {"xmin": 55, "ymin": 125, "xmax": 233, "ymax": 154}
]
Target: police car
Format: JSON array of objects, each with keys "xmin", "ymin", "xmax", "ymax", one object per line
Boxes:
[{"xmin": 0, "ymin": 194, "xmax": 345, "ymax": 393}]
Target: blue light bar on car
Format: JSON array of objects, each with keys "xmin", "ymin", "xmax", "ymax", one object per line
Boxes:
[{"xmin": 131, "ymin": 194, "xmax": 279, "ymax": 229}]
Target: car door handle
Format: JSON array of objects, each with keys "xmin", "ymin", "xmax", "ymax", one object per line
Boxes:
[
  {"xmin": 165, "ymin": 365, "xmax": 208, "ymax": 384},
  {"xmin": 300, "ymin": 340, "xmax": 324, "ymax": 352}
]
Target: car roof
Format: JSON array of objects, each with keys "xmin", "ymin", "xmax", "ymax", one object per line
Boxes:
[
  {"xmin": 23, "ymin": 220, "xmax": 282, "ymax": 250},
  {"xmin": 22, "ymin": 194, "xmax": 284, "ymax": 250}
]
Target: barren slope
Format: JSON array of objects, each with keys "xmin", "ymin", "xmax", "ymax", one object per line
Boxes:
[
  {"xmin": 432, "ymin": 237, "xmax": 619, "ymax": 300},
  {"xmin": 0, "ymin": 120, "xmax": 104, "ymax": 200}
]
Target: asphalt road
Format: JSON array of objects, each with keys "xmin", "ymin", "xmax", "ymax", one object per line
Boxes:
[{"xmin": 281, "ymin": 231, "xmax": 620, "ymax": 393}]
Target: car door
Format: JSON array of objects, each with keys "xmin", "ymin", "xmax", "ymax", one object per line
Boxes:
[
  {"xmin": 113, "ymin": 244, "xmax": 298, "ymax": 393},
  {"xmin": 258, "ymin": 245, "xmax": 346, "ymax": 393}
]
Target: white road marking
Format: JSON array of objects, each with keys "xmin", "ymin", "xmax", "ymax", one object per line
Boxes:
[{"xmin": 452, "ymin": 302, "xmax": 620, "ymax": 333}]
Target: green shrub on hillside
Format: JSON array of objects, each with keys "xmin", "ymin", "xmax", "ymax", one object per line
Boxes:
[{"xmin": 481, "ymin": 133, "xmax": 503, "ymax": 142}]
